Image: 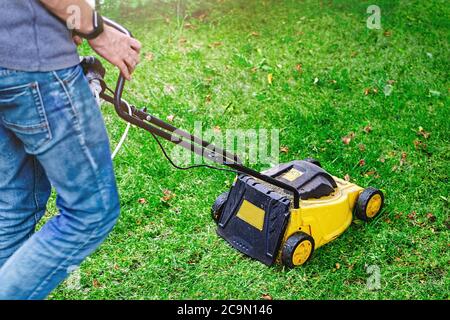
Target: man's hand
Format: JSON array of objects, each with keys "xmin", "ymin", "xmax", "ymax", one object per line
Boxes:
[{"xmin": 88, "ymin": 25, "xmax": 141, "ymax": 80}]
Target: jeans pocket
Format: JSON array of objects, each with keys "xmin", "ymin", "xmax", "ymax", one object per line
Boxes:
[
  {"xmin": 56, "ymin": 64, "xmax": 83, "ymax": 84},
  {"xmin": 0, "ymin": 82, "xmax": 52, "ymax": 154}
]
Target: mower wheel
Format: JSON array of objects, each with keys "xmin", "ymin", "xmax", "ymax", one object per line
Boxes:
[
  {"xmin": 303, "ymin": 158, "xmax": 322, "ymax": 168},
  {"xmin": 211, "ymin": 191, "xmax": 229, "ymax": 224},
  {"xmin": 281, "ymin": 232, "xmax": 315, "ymax": 268},
  {"xmin": 355, "ymin": 187, "xmax": 384, "ymax": 221}
]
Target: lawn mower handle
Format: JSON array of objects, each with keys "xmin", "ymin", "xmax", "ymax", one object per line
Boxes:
[{"xmin": 101, "ymin": 18, "xmax": 302, "ymax": 208}]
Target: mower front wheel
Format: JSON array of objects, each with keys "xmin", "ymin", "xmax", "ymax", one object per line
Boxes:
[
  {"xmin": 211, "ymin": 191, "xmax": 229, "ymax": 224},
  {"xmin": 281, "ymin": 232, "xmax": 315, "ymax": 268},
  {"xmin": 355, "ymin": 187, "xmax": 384, "ymax": 221}
]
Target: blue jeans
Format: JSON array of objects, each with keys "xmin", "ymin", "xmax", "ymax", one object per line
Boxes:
[{"xmin": 0, "ymin": 65, "xmax": 120, "ymax": 299}]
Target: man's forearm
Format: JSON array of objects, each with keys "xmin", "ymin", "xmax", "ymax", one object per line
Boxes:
[{"xmin": 39, "ymin": 0, "xmax": 96, "ymax": 34}]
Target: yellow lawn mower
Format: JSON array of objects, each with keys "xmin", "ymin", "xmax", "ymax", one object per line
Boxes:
[{"xmin": 88, "ymin": 18, "xmax": 384, "ymax": 269}]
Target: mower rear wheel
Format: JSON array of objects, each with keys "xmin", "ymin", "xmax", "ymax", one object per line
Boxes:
[
  {"xmin": 355, "ymin": 187, "xmax": 384, "ymax": 221},
  {"xmin": 303, "ymin": 158, "xmax": 322, "ymax": 168},
  {"xmin": 281, "ymin": 232, "xmax": 315, "ymax": 268},
  {"xmin": 211, "ymin": 191, "xmax": 229, "ymax": 224}
]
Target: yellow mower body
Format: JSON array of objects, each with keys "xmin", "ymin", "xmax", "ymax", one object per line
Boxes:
[{"xmin": 213, "ymin": 159, "xmax": 384, "ymax": 268}]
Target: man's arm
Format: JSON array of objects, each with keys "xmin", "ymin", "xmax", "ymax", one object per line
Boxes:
[{"xmin": 39, "ymin": 0, "xmax": 141, "ymax": 80}]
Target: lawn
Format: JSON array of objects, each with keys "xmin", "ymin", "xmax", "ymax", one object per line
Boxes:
[{"xmin": 49, "ymin": 0, "xmax": 449, "ymax": 299}]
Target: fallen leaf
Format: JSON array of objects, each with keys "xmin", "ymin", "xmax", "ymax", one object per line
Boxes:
[
  {"xmin": 93, "ymin": 279, "xmax": 101, "ymax": 288},
  {"xmin": 280, "ymin": 146, "xmax": 289, "ymax": 154},
  {"xmin": 383, "ymin": 30, "xmax": 392, "ymax": 37},
  {"xmin": 267, "ymin": 73, "xmax": 273, "ymax": 85},
  {"xmin": 342, "ymin": 132, "xmax": 355, "ymax": 145},
  {"xmin": 250, "ymin": 31, "xmax": 260, "ymax": 37},
  {"xmin": 295, "ymin": 64, "xmax": 303, "ymax": 73},
  {"xmin": 167, "ymin": 115, "xmax": 175, "ymax": 122},
  {"xmin": 400, "ymin": 152, "xmax": 407, "ymax": 166},
  {"xmin": 145, "ymin": 52, "xmax": 154, "ymax": 61},
  {"xmin": 365, "ymin": 170, "xmax": 376, "ymax": 176},
  {"xmin": 358, "ymin": 159, "xmax": 366, "ymax": 167},
  {"xmin": 417, "ymin": 126, "xmax": 430, "ymax": 139},
  {"xmin": 335, "ymin": 263, "xmax": 341, "ymax": 270},
  {"xmin": 184, "ymin": 23, "xmax": 196, "ymax": 30},
  {"xmin": 138, "ymin": 198, "xmax": 147, "ymax": 204},
  {"xmin": 407, "ymin": 211, "xmax": 416, "ymax": 220},
  {"xmin": 364, "ymin": 88, "xmax": 378, "ymax": 95},
  {"xmin": 426, "ymin": 213, "xmax": 436, "ymax": 223},
  {"xmin": 358, "ymin": 144, "xmax": 366, "ymax": 151},
  {"xmin": 161, "ymin": 189, "xmax": 175, "ymax": 202},
  {"xmin": 261, "ymin": 293, "xmax": 273, "ymax": 300},
  {"xmin": 209, "ymin": 41, "xmax": 223, "ymax": 48},
  {"xmin": 344, "ymin": 174, "xmax": 351, "ymax": 181},
  {"xmin": 178, "ymin": 37, "xmax": 187, "ymax": 44},
  {"xmin": 413, "ymin": 139, "xmax": 427, "ymax": 151},
  {"xmin": 363, "ymin": 125, "xmax": 372, "ymax": 134}
]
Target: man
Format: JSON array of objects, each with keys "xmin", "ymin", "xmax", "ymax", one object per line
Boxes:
[{"xmin": 0, "ymin": 0, "xmax": 141, "ymax": 299}]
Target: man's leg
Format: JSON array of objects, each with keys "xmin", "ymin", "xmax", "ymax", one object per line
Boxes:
[
  {"xmin": 0, "ymin": 65, "xmax": 120, "ymax": 299},
  {"xmin": 0, "ymin": 123, "xmax": 51, "ymax": 268}
]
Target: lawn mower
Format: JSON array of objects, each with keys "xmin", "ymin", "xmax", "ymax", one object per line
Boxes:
[{"xmin": 87, "ymin": 18, "xmax": 384, "ymax": 268}]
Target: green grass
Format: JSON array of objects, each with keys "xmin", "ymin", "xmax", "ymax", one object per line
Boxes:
[{"xmin": 49, "ymin": 0, "xmax": 449, "ymax": 300}]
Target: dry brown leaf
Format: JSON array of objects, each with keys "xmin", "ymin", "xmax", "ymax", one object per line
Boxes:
[
  {"xmin": 209, "ymin": 41, "xmax": 223, "ymax": 48},
  {"xmin": 342, "ymin": 132, "xmax": 355, "ymax": 145},
  {"xmin": 426, "ymin": 213, "xmax": 436, "ymax": 223},
  {"xmin": 335, "ymin": 263, "xmax": 341, "ymax": 270},
  {"xmin": 417, "ymin": 126, "xmax": 430, "ymax": 139},
  {"xmin": 145, "ymin": 52, "xmax": 154, "ymax": 61},
  {"xmin": 363, "ymin": 125, "xmax": 372, "ymax": 133},
  {"xmin": 184, "ymin": 23, "xmax": 196, "ymax": 30},
  {"xmin": 138, "ymin": 198, "xmax": 147, "ymax": 204},
  {"xmin": 93, "ymin": 279, "xmax": 101, "ymax": 288},
  {"xmin": 384, "ymin": 30, "xmax": 392, "ymax": 37},
  {"xmin": 161, "ymin": 189, "xmax": 175, "ymax": 202},
  {"xmin": 261, "ymin": 293, "xmax": 273, "ymax": 300},
  {"xmin": 250, "ymin": 31, "xmax": 260, "ymax": 37},
  {"xmin": 280, "ymin": 146, "xmax": 289, "ymax": 154},
  {"xmin": 400, "ymin": 152, "xmax": 407, "ymax": 165},
  {"xmin": 358, "ymin": 159, "xmax": 366, "ymax": 167},
  {"xmin": 407, "ymin": 211, "xmax": 416, "ymax": 220}
]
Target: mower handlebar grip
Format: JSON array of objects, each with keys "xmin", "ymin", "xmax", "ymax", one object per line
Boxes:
[{"xmin": 102, "ymin": 17, "xmax": 133, "ymax": 115}]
